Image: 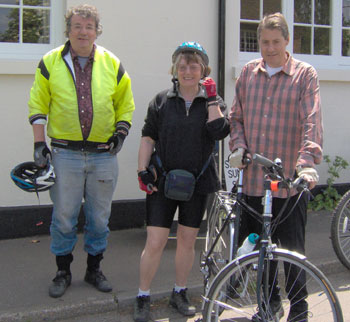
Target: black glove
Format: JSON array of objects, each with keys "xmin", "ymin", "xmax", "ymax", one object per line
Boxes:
[
  {"xmin": 138, "ymin": 165, "xmax": 157, "ymax": 194},
  {"xmin": 34, "ymin": 142, "xmax": 51, "ymax": 168},
  {"xmin": 107, "ymin": 132, "xmax": 125, "ymax": 155},
  {"xmin": 107, "ymin": 121, "xmax": 130, "ymax": 155}
]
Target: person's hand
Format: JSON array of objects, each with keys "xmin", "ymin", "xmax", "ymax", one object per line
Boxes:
[
  {"xmin": 297, "ymin": 167, "xmax": 319, "ymax": 189},
  {"xmin": 202, "ymin": 77, "xmax": 217, "ymax": 102},
  {"xmin": 107, "ymin": 132, "xmax": 125, "ymax": 155},
  {"xmin": 229, "ymin": 148, "xmax": 247, "ymax": 169},
  {"xmin": 138, "ymin": 165, "xmax": 158, "ymax": 194},
  {"xmin": 34, "ymin": 142, "xmax": 51, "ymax": 168}
]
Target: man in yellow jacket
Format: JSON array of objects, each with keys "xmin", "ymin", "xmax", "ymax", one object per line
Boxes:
[{"xmin": 28, "ymin": 4, "xmax": 135, "ymax": 298}]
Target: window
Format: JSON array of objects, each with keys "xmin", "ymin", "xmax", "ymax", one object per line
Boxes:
[
  {"xmin": 342, "ymin": 0, "xmax": 350, "ymax": 56},
  {"xmin": 240, "ymin": 0, "xmax": 282, "ymax": 52},
  {"xmin": 293, "ymin": 0, "xmax": 331, "ymax": 55},
  {"xmin": 0, "ymin": 0, "xmax": 64, "ymax": 60},
  {"xmin": 239, "ymin": 0, "xmax": 350, "ymax": 68}
]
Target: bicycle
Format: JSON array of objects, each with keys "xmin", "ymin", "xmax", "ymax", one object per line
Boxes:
[
  {"xmin": 331, "ymin": 189, "xmax": 350, "ymax": 270},
  {"xmin": 201, "ymin": 153, "xmax": 343, "ymax": 322}
]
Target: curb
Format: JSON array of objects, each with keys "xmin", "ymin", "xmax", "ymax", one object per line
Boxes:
[
  {"xmin": 314, "ymin": 259, "xmax": 347, "ymax": 276},
  {"xmin": 0, "ymin": 286, "xmax": 204, "ymax": 322},
  {"xmin": 0, "ymin": 260, "xmax": 343, "ymax": 322},
  {"xmin": 0, "ymin": 299, "xmax": 118, "ymax": 322}
]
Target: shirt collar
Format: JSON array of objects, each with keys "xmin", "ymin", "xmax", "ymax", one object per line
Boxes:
[
  {"xmin": 69, "ymin": 43, "xmax": 96, "ymax": 62},
  {"xmin": 255, "ymin": 51, "xmax": 295, "ymax": 76}
]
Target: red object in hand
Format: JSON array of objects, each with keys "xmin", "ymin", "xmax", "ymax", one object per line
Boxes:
[
  {"xmin": 138, "ymin": 176, "xmax": 153, "ymax": 194},
  {"xmin": 202, "ymin": 77, "xmax": 217, "ymax": 100}
]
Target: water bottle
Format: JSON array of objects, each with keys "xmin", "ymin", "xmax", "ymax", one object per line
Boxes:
[{"xmin": 237, "ymin": 233, "xmax": 259, "ymax": 257}]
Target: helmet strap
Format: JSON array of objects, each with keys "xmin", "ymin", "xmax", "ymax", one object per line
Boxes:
[
  {"xmin": 171, "ymin": 77, "xmax": 179, "ymax": 96},
  {"xmin": 33, "ymin": 178, "xmax": 41, "ymax": 204}
]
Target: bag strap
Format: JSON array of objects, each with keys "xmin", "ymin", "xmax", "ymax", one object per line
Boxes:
[
  {"xmin": 196, "ymin": 154, "xmax": 213, "ymax": 181},
  {"xmin": 155, "ymin": 154, "xmax": 167, "ymax": 176},
  {"xmin": 155, "ymin": 153, "xmax": 212, "ymax": 181}
]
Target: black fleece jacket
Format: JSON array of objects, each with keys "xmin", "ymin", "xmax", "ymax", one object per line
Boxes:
[{"xmin": 141, "ymin": 85, "xmax": 230, "ymax": 194}]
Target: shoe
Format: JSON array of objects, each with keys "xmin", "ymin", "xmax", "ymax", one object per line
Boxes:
[
  {"xmin": 84, "ymin": 269, "xmax": 112, "ymax": 292},
  {"xmin": 251, "ymin": 299, "xmax": 284, "ymax": 321},
  {"xmin": 287, "ymin": 302, "xmax": 309, "ymax": 322},
  {"xmin": 169, "ymin": 288, "xmax": 196, "ymax": 316},
  {"xmin": 133, "ymin": 295, "xmax": 151, "ymax": 322},
  {"xmin": 49, "ymin": 270, "xmax": 71, "ymax": 298}
]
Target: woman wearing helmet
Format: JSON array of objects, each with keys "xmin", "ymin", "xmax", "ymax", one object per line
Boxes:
[{"xmin": 134, "ymin": 42, "xmax": 230, "ymax": 321}]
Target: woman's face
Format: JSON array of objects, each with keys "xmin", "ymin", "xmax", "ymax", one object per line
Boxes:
[{"xmin": 176, "ymin": 58, "xmax": 203, "ymax": 89}]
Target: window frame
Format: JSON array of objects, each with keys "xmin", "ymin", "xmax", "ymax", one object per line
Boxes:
[
  {"xmin": 239, "ymin": 0, "xmax": 350, "ymax": 70},
  {"xmin": 0, "ymin": 1, "xmax": 65, "ymax": 60}
]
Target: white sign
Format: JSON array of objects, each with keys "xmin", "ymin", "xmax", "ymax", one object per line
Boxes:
[{"xmin": 223, "ymin": 146, "xmax": 240, "ymax": 192}]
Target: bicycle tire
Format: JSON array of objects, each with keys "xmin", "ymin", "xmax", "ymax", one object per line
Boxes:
[
  {"xmin": 205, "ymin": 205, "xmax": 235, "ymax": 276},
  {"xmin": 202, "ymin": 249, "xmax": 343, "ymax": 322},
  {"xmin": 331, "ymin": 190, "xmax": 350, "ymax": 270}
]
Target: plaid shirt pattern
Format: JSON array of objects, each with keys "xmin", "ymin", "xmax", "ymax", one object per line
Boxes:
[{"xmin": 229, "ymin": 53, "xmax": 323, "ymax": 198}]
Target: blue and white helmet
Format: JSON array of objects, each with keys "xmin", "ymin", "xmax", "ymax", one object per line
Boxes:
[
  {"xmin": 10, "ymin": 161, "xmax": 56, "ymax": 193},
  {"xmin": 172, "ymin": 41, "xmax": 209, "ymax": 66}
]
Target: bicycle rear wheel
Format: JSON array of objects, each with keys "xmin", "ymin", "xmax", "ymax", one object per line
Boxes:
[
  {"xmin": 202, "ymin": 249, "xmax": 343, "ymax": 322},
  {"xmin": 331, "ymin": 190, "xmax": 350, "ymax": 270},
  {"xmin": 205, "ymin": 204, "xmax": 235, "ymax": 276}
]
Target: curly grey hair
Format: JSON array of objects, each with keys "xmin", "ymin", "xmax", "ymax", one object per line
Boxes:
[{"xmin": 65, "ymin": 4, "xmax": 103, "ymax": 38}]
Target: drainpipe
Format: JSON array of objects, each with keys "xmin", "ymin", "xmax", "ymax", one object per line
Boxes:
[
  {"xmin": 218, "ymin": 0, "xmax": 226, "ymax": 185},
  {"xmin": 218, "ymin": 0, "xmax": 226, "ymax": 100}
]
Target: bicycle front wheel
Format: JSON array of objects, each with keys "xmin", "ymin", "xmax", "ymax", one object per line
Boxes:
[
  {"xmin": 331, "ymin": 190, "xmax": 350, "ymax": 270},
  {"xmin": 202, "ymin": 249, "xmax": 343, "ymax": 322}
]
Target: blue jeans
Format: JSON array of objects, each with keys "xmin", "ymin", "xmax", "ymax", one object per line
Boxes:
[{"xmin": 49, "ymin": 147, "xmax": 118, "ymax": 256}]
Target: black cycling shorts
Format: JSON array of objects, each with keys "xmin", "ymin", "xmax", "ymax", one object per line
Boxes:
[{"xmin": 146, "ymin": 191, "xmax": 209, "ymax": 229}]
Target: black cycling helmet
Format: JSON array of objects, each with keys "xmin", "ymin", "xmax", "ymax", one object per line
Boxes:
[
  {"xmin": 10, "ymin": 161, "xmax": 56, "ymax": 193},
  {"xmin": 172, "ymin": 41, "xmax": 209, "ymax": 66}
]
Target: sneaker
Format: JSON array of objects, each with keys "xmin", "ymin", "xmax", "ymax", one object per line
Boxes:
[
  {"xmin": 287, "ymin": 302, "xmax": 309, "ymax": 322},
  {"xmin": 133, "ymin": 295, "xmax": 151, "ymax": 322},
  {"xmin": 169, "ymin": 288, "xmax": 196, "ymax": 316},
  {"xmin": 251, "ymin": 300, "xmax": 284, "ymax": 321},
  {"xmin": 49, "ymin": 270, "xmax": 72, "ymax": 298},
  {"xmin": 84, "ymin": 269, "xmax": 112, "ymax": 292}
]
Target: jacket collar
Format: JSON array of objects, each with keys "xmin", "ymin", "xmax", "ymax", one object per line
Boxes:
[
  {"xmin": 61, "ymin": 40, "xmax": 96, "ymax": 60},
  {"xmin": 167, "ymin": 82, "xmax": 207, "ymax": 99}
]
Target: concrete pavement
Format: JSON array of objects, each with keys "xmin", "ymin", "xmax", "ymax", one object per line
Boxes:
[{"xmin": 0, "ymin": 210, "xmax": 348, "ymax": 322}]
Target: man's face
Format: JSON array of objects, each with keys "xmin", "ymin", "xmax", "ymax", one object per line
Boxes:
[
  {"xmin": 68, "ymin": 14, "xmax": 97, "ymax": 56},
  {"xmin": 259, "ymin": 28, "xmax": 289, "ymax": 68}
]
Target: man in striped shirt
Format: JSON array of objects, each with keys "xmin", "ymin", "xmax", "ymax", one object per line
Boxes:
[{"xmin": 229, "ymin": 13, "xmax": 323, "ymax": 322}]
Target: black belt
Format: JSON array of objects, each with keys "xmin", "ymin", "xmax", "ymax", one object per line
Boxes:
[{"xmin": 51, "ymin": 138, "xmax": 109, "ymax": 153}]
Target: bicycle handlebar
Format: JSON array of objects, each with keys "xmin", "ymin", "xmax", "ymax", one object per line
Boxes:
[
  {"xmin": 253, "ymin": 153, "xmax": 284, "ymax": 180},
  {"xmin": 252, "ymin": 153, "xmax": 309, "ymax": 192},
  {"xmin": 252, "ymin": 153, "xmax": 275, "ymax": 168}
]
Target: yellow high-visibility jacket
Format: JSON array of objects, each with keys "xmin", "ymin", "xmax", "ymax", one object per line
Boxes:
[{"xmin": 28, "ymin": 41, "xmax": 135, "ymax": 142}]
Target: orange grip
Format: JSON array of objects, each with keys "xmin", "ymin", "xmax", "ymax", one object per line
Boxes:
[{"xmin": 271, "ymin": 181, "xmax": 279, "ymax": 191}]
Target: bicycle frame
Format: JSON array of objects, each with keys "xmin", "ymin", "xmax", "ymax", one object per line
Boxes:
[{"xmin": 256, "ymin": 179, "xmax": 278, "ymax": 321}]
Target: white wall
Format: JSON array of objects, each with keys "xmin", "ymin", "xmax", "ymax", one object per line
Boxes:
[
  {"xmin": 317, "ymin": 81, "xmax": 350, "ymax": 183},
  {"xmin": 1, "ymin": 0, "xmax": 349, "ymax": 207},
  {"xmin": 0, "ymin": 0, "xmax": 220, "ymax": 206}
]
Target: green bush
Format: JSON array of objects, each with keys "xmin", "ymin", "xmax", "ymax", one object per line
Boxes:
[{"xmin": 308, "ymin": 155, "xmax": 349, "ymax": 211}]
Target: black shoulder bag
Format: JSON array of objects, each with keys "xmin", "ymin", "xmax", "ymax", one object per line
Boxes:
[{"xmin": 155, "ymin": 154, "xmax": 212, "ymax": 201}]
